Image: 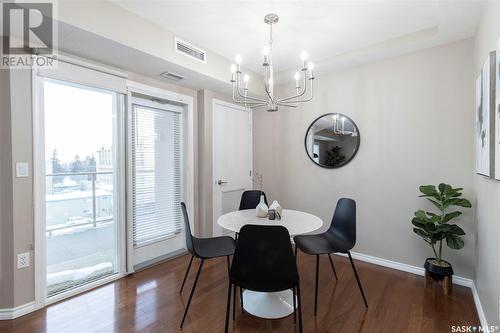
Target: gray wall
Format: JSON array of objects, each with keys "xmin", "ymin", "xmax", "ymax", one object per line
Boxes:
[
  {"xmin": 0, "ymin": 68, "xmax": 14, "ymax": 309},
  {"xmin": 10, "ymin": 69, "xmax": 36, "ymax": 307},
  {"xmin": 254, "ymin": 39, "xmax": 475, "ymax": 278},
  {"xmin": 472, "ymin": 1, "xmax": 500, "ymax": 327}
]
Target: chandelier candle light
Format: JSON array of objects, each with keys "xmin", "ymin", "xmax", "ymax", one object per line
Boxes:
[{"xmin": 230, "ymin": 13, "xmax": 315, "ymax": 112}]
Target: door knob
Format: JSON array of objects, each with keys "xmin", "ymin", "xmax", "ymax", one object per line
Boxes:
[{"xmin": 217, "ymin": 180, "xmax": 228, "ymax": 185}]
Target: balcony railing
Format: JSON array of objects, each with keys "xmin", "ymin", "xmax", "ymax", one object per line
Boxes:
[{"xmin": 45, "ymin": 171, "xmax": 113, "ymax": 236}]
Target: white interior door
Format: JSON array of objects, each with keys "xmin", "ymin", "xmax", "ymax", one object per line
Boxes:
[{"xmin": 213, "ymin": 100, "xmax": 252, "ymax": 237}]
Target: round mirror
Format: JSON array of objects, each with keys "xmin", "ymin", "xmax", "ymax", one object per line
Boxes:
[{"xmin": 304, "ymin": 113, "xmax": 360, "ymax": 168}]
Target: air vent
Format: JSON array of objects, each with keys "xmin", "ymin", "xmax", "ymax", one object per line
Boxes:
[
  {"xmin": 175, "ymin": 37, "xmax": 206, "ymax": 63},
  {"xmin": 159, "ymin": 71, "xmax": 185, "ymax": 81}
]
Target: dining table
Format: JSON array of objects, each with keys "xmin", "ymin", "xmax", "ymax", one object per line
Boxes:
[{"xmin": 217, "ymin": 208, "xmax": 323, "ymax": 319}]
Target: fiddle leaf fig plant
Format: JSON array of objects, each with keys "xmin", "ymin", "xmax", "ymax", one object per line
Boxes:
[{"xmin": 411, "ymin": 183, "xmax": 471, "ymax": 266}]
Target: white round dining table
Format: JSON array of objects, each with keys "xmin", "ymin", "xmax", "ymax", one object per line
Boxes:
[{"xmin": 217, "ymin": 209, "xmax": 323, "ymax": 319}]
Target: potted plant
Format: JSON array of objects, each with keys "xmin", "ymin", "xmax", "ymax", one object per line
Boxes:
[{"xmin": 411, "ymin": 183, "xmax": 471, "ymax": 293}]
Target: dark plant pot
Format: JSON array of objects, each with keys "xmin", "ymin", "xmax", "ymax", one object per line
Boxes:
[{"xmin": 424, "ymin": 258, "xmax": 454, "ymax": 280}]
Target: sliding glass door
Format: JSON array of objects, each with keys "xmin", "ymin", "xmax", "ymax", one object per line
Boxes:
[
  {"xmin": 35, "ymin": 60, "xmax": 191, "ymax": 303},
  {"xmin": 42, "ymin": 78, "xmax": 121, "ymax": 297}
]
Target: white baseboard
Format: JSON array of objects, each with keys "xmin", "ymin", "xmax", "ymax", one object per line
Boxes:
[
  {"xmin": 471, "ymin": 283, "xmax": 489, "ymax": 328},
  {"xmin": 336, "ymin": 251, "xmax": 474, "ymax": 287},
  {"xmin": 0, "ymin": 302, "xmax": 35, "ymax": 320}
]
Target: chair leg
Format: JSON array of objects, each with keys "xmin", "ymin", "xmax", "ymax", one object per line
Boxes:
[
  {"xmin": 294, "ymin": 244, "xmax": 298, "ymax": 260},
  {"xmin": 180, "ymin": 255, "xmax": 194, "ymax": 294},
  {"xmin": 296, "ymin": 284, "xmax": 303, "ymax": 333},
  {"xmin": 347, "ymin": 251, "xmax": 368, "ymax": 308},
  {"xmin": 292, "ymin": 286, "xmax": 297, "ymax": 324},
  {"xmin": 226, "ymin": 256, "xmax": 230, "ymax": 276},
  {"xmin": 232, "ymin": 284, "xmax": 236, "ymax": 320},
  {"xmin": 327, "ymin": 253, "xmax": 338, "ymax": 280},
  {"xmin": 180, "ymin": 259, "xmax": 204, "ymax": 328},
  {"xmin": 239, "ymin": 287, "xmax": 244, "ymax": 313},
  {"xmin": 314, "ymin": 254, "xmax": 319, "ymax": 316},
  {"xmin": 225, "ymin": 282, "xmax": 232, "ymax": 333}
]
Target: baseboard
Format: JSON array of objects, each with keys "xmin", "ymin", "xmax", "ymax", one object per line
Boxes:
[
  {"xmin": 133, "ymin": 248, "xmax": 188, "ymax": 272},
  {"xmin": 334, "ymin": 251, "xmax": 473, "ymax": 287},
  {"xmin": 0, "ymin": 302, "xmax": 35, "ymax": 320},
  {"xmin": 471, "ymin": 283, "xmax": 489, "ymax": 328}
]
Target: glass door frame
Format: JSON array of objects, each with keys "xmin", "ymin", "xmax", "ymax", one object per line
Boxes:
[{"xmin": 32, "ymin": 62, "xmax": 127, "ymax": 308}]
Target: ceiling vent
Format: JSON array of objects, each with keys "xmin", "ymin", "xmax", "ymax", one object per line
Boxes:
[
  {"xmin": 175, "ymin": 37, "xmax": 207, "ymax": 63},
  {"xmin": 159, "ymin": 71, "xmax": 185, "ymax": 81}
]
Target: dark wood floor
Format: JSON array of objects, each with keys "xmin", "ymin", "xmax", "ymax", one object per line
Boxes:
[{"xmin": 0, "ymin": 253, "xmax": 479, "ymax": 333}]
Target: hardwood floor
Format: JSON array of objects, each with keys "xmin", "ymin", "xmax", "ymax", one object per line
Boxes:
[{"xmin": 0, "ymin": 253, "xmax": 479, "ymax": 333}]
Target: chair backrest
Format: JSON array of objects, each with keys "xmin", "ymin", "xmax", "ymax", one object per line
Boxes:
[
  {"xmin": 230, "ymin": 225, "xmax": 299, "ymax": 292},
  {"xmin": 180, "ymin": 202, "xmax": 195, "ymax": 255},
  {"xmin": 327, "ymin": 198, "xmax": 356, "ymax": 250},
  {"xmin": 239, "ymin": 190, "xmax": 268, "ymax": 210}
]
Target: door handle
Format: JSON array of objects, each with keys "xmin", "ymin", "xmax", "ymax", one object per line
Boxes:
[{"xmin": 217, "ymin": 180, "xmax": 228, "ymax": 185}]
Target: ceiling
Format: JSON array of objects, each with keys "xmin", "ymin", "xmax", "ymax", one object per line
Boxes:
[
  {"xmin": 113, "ymin": 1, "xmax": 484, "ymax": 73},
  {"xmin": 57, "ymin": 22, "xmax": 237, "ymax": 96}
]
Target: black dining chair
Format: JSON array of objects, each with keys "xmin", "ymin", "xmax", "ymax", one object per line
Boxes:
[
  {"xmin": 239, "ymin": 190, "xmax": 268, "ymax": 210},
  {"xmin": 293, "ymin": 198, "xmax": 368, "ymax": 316},
  {"xmin": 179, "ymin": 202, "xmax": 236, "ymax": 329},
  {"xmin": 225, "ymin": 225, "xmax": 303, "ymax": 333}
]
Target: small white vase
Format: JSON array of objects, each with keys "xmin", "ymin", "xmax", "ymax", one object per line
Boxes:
[
  {"xmin": 269, "ymin": 200, "xmax": 283, "ymax": 216},
  {"xmin": 256, "ymin": 194, "xmax": 269, "ymax": 218}
]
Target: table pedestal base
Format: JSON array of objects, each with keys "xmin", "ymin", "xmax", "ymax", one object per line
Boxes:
[{"xmin": 242, "ymin": 289, "xmax": 296, "ymax": 319}]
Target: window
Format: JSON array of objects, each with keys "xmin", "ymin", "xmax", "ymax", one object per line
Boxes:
[{"xmin": 131, "ymin": 101, "xmax": 183, "ymax": 247}]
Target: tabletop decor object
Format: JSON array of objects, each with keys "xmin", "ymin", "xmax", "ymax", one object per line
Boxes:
[
  {"xmin": 269, "ymin": 200, "xmax": 282, "ymax": 215},
  {"xmin": 256, "ymin": 195, "xmax": 269, "ymax": 218},
  {"xmin": 411, "ymin": 183, "xmax": 471, "ymax": 295},
  {"xmin": 252, "ymin": 172, "xmax": 268, "ymax": 217}
]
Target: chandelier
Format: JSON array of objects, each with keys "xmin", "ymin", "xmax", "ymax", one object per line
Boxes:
[{"xmin": 230, "ymin": 13, "xmax": 315, "ymax": 112}]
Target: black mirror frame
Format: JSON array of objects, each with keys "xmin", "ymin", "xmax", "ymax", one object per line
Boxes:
[{"xmin": 304, "ymin": 113, "xmax": 361, "ymax": 169}]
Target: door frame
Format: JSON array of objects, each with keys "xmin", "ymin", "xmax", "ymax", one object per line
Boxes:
[
  {"xmin": 125, "ymin": 81, "xmax": 195, "ymax": 273},
  {"xmin": 32, "ymin": 59, "xmax": 128, "ymax": 308},
  {"xmin": 211, "ymin": 99, "xmax": 252, "ymax": 237}
]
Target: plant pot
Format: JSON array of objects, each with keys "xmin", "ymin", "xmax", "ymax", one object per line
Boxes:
[{"xmin": 424, "ymin": 258, "xmax": 454, "ymax": 280}]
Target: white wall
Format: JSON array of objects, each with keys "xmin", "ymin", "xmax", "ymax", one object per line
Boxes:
[
  {"xmin": 254, "ymin": 39, "xmax": 475, "ymax": 278},
  {"xmin": 472, "ymin": 1, "xmax": 500, "ymax": 327}
]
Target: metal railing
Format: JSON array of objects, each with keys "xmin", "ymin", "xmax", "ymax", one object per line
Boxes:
[
  {"xmin": 46, "ymin": 217, "xmax": 114, "ymax": 237},
  {"xmin": 46, "ymin": 171, "xmax": 113, "ymax": 235}
]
